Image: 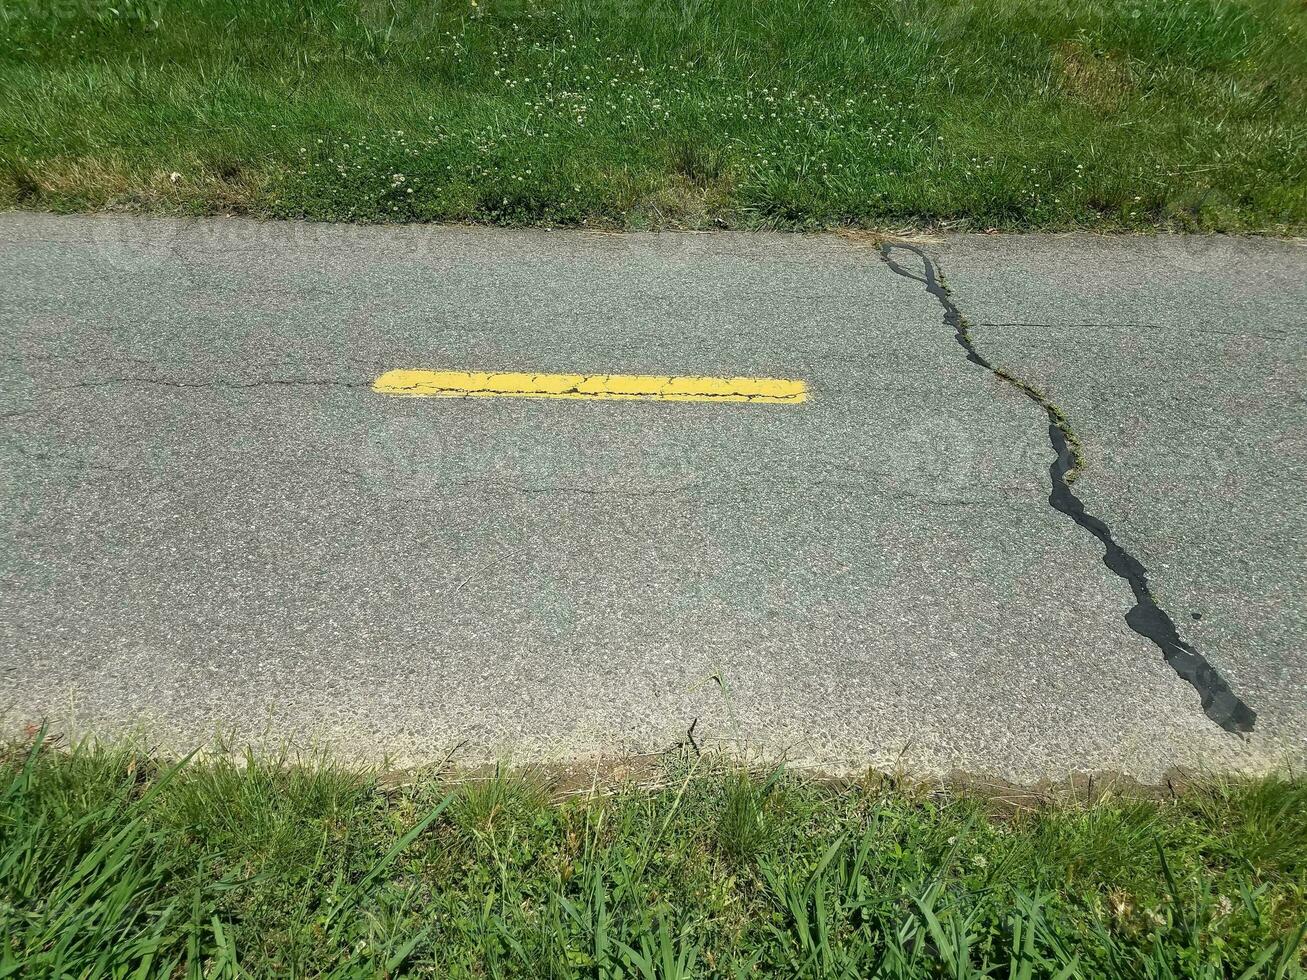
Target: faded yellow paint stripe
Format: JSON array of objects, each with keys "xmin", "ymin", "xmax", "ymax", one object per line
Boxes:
[{"xmin": 372, "ymin": 370, "xmax": 808, "ymax": 404}]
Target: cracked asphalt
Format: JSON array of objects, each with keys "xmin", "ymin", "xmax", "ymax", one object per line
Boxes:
[{"xmin": 2, "ymin": 213, "xmax": 1304, "ymax": 782}]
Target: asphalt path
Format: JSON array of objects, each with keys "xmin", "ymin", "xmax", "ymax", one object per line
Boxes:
[{"xmin": 2, "ymin": 213, "xmax": 1303, "ymax": 781}]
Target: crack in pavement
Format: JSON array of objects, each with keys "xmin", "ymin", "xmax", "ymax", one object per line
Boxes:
[
  {"xmin": 7, "ymin": 445, "xmax": 1021, "ymax": 508},
  {"xmin": 977, "ymin": 321, "xmax": 1295, "ymax": 342},
  {"xmin": 879, "ymin": 241, "xmax": 1257, "ymax": 735},
  {"xmin": 357, "ymin": 479, "xmax": 1007, "ymax": 507},
  {"xmin": 50, "ymin": 377, "xmax": 371, "ymax": 393}
]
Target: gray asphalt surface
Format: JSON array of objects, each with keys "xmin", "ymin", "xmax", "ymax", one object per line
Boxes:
[{"xmin": 2, "ymin": 213, "xmax": 1303, "ymax": 781}]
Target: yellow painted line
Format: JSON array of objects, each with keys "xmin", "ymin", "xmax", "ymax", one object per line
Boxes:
[{"xmin": 372, "ymin": 370, "xmax": 808, "ymax": 404}]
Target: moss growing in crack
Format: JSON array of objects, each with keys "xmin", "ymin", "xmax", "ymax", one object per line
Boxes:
[
  {"xmin": 934, "ymin": 260, "xmax": 1087, "ymax": 482},
  {"xmin": 990, "ymin": 362, "xmax": 1087, "ymax": 482}
]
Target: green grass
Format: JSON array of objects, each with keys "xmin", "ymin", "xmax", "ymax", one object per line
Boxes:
[
  {"xmin": 1, "ymin": 0, "xmax": 1304, "ymax": 230},
  {"xmin": 2, "ymin": 734, "xmax": 1305, "ymax": 977}
]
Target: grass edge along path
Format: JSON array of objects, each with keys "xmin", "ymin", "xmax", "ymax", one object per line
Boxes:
[
  {"xmin": 1, "ymin": 0, "xmax": 1305, "ymax": 233},
  {"xmin": 1, "ymin": 730, "xmax": 1304, "ymax": 977}
]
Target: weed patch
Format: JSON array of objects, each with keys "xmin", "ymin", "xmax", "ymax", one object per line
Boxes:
[
  {"xmin": 1, "ymin": 734, "xmax": 1304, "ymax": 976},
  {"xmin": 0, "ymin": 0, "xmax": 1303, "ymax": 230}
]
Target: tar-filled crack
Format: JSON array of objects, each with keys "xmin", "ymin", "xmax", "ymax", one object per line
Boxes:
[{"xmin": 879, "ymin": 242, "xmax": 1256, "ymax": 735}]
